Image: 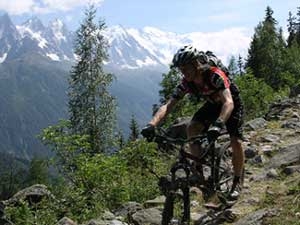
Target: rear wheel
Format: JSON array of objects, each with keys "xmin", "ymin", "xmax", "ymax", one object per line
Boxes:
[{"xmin": 216, "ymin": 142, "xmax": 234, "ymax": 193}]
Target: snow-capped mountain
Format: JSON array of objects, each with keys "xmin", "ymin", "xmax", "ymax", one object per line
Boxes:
[
  {"xmin": 0, "ymin": 13, "xmax": 20, "ymax": 63},
  {"xmin": 0, "ymin": 13, "xmax": 250, "ymax": 70},
  {"xmin": 16, "ymin": 16, "xmax": 75, "ymax": 61}
]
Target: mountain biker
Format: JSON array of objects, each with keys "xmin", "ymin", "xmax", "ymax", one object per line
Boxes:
[{"xmin": 141, "ymin": 45, "xmax": 244, "ymax": 199}]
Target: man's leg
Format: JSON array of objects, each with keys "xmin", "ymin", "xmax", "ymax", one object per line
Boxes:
[
  {"xmin": 186, "ymin": 121, "xmax": 207, "ymax": 184},
  {"xmin": 230, "ymin": 136, "xmax": 245, "ymax": 198},
  {"xmin": 187, "ymin": 120, "xmax": 205, "ymax": 157},
  {"xmin": 231, "ymin": 137, "xmax": 244, "ymax": 178}
]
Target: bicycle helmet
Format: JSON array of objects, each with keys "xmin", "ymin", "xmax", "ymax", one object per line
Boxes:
[{"xmin": 171, "ymin": 45, "xmax": 209, "ymax": 68}]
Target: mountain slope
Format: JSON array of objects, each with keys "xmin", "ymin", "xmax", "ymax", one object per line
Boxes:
[
  {"xmin": 0, "ymin": 13, "xmax": 250, "ymax": 159},
  {"xmin": 0, "ymin": 54, "xmax": 69, "ymax": 159}
]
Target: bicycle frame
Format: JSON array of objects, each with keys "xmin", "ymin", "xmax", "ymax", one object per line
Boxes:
[{"xmin": 156, "ymin": 128, "xmax": 232, "ymax": 225}]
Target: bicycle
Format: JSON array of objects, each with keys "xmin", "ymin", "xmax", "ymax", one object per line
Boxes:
[{"xmin": 153, "ymin": 127, "xmax": 236, "ymax": 225}]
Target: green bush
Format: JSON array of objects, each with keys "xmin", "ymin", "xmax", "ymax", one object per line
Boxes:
[
  {"xmin": 5, "ymin": 199, "xmax": 58, "ymax": 225},
  {"xmin": 234, "ymin": 72, "xmax": 288, "ymax": 120}
]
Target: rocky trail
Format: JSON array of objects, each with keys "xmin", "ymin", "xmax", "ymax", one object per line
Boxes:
[{"xmin": 1, "ymin": 96, "xmax": 300, "ymax": 225}]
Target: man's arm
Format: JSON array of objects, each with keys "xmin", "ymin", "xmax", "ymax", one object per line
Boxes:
[
  {"xmin": 217, "ymin": 88, "xmax": 234, "ymax": 123},
  {"xmin": 149, "ymin": 97, "xmax": 179, "ymax": 126}
]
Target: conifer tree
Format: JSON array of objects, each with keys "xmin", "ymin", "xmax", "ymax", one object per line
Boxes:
[
  {"xmin": 117, "ymin": 130, "xmax": 125, "ymax": 149},
  {"xmin": 237, "ymin": 55, "xmax": 244, "ymax": 76},
  {"xmin": 68, "ymin": 5, "xmax": 116, "ymax": 153},
  {"xmin": 26, "ymin": 158, "xmax": 48, "ymax": 186},
  {"xmin": 129, "ymin": 115, "xmax": 139, "ymax": 142},
  {"xmin": 246, "ymin": 6, "xmax": 286, "ymax": 90},
  {"xmin": 228, "ymin": 56, "xmax": 238, "ymax": 77},
  {"xmin": 287, "ymin": 11, "xmax": 297, "ymax": 47}
]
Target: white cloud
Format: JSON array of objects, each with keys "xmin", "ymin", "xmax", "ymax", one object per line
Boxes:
[
  {"xmin": 0, "ymin": 1, "xmax": 36, "ymax": 15},
  {"xmin": 0, "ymin": 0, "xmax": 104, "ymax": 15},
  {"xmin": 41, "ymin": 0, "xmax": 104, "ymax": 12},
  {"xmin": 183, "ymin": 27, "xmax": 252, "ymax": 64},
  {"xmin": 208, "ymin": 12, "xmax": 240, "ymax": 23}
]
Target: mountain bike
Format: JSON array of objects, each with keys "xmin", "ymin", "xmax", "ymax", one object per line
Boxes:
[{"xmin": 154, "ymin": 127, "xmax": 236, "ymax": 225}]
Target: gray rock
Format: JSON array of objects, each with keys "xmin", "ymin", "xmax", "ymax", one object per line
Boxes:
[
  {"xmin": 291, "ymin": 111, "xmax": 300, "ymax": 119},
  {"xmin": 101, "ymin": 211, "xmax": 115, "ymax": 220},
  {"xmin": 266, "ymin": 169, "xmax": 279, "ymax": 179},
  {"xmin": 260, "ymin": 145, "xmax": 274, "ymax": 156},
  {"xmin": 245, "ymin": 146, "xmax": 258, "ymax": 159},
  {"xmin": 234, "ymin": 208, "xmax": 278, "ymax": 225},
  {"xmin": 267, "ymin": 142, "xmax": 300, "ymax": 169},
  {"xmin": 244, "ymin": 197, "xmax": 260, "ymax": 205},
  {"xmin": 265, "ymin": 97, "xmax": 300, "ymax": 120},
  {"xmin": 261, "ymin": 134, "xmax": 280, "ymax": 143},
  {"xmin": 108, "ymin": 220, "xmax": 128, "ymax": 225},
  {"xmin": 245, "ymin": 118, "xmax": 266, "ymax": 131},
  {"xmin": 283, "ymin": 165, "xmax": 300, "ymax": 175},
  {"xmin": 3, "ymin": 184, "xmax": 54, "ymax": 206},
  {"xmin": 85, "ymin": 219, "xmax": 127, "ymax": 225},
  {"xmin": 144, "ymin": 195, "xmax": 165, "ymax": 208},
  {"xmin": 57, "ymin": 217, "xmax": 77, "ymax": 225},
  {"xmin": 131, "ymin": 208, "xmax": 162, "ymax": 225},
  {"xmin": 281, "ymin": 120, "xmax": 300, "ymax": 129},
  {"xmin": 250, "ymin": 155, "xmax": 267, "ymax": 164},
  {"xmin": 113, "ymin": 202, "xmax": 143, "ymax": 217}
]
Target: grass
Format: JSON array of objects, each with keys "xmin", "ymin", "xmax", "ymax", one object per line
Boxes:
[{"xmin": 248, "ymin": 173, "xmax": 300, "ymax": 225}]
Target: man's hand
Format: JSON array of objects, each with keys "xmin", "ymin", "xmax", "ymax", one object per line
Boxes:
[
  {"xmin": 141, "ymin": 124, "xmax": 156, "ymax": 141},
  {"xmin": 208, "ymin": 118, "xmax": 225, "ymax": 142}
]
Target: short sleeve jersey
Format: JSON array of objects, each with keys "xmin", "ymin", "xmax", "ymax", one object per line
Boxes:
[{"xmin": 172, "ymin": 66, "xmax": 230, "ymax": 102}]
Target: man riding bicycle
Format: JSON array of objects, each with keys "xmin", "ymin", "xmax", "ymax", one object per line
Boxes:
[{"xmin": 142, "ymin": 45, "xmax": 245, "ymax": 199}]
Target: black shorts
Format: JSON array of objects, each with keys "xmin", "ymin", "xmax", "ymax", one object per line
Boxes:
[{"xmin": 191, "ymin": 101, "xmax": 244, "ymax": 139}]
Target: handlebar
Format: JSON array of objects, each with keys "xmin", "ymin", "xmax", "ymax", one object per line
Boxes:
[{"xmin": 153, "ymin": 126, "xmax": 208, "ymax": 146}]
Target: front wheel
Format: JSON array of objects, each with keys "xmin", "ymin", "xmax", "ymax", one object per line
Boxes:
[{"xmin": 161, "ymin": 187, "xmax": 190, "ymax": 225}]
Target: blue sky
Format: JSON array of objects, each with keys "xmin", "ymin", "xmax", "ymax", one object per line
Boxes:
[
  {"xmin": 0, "ymin": 0, "xmax": 299, "ymax": 63},
  {"xmin": 1, "ymin": 0, "xmax": 299, "ymax": 34}
]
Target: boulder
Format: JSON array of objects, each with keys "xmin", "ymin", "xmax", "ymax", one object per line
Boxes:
[
  {"xmin": 57, "ymin": 217, "xmax": 77, "ymax": 225},
  {"xmin": 2, "ymin": 184, "xmax": 54, "ymax": 206},
  {"xmin": 131, "ymin": 208, "xmax": 162, "ymax": 225},
  {"xmin": 85, "ymin": 219, "xmax": 127, "ymax": 225},
  {"xmin": 245, "ymin": 118, "xmax": 266, "ymax": 131},
  {"xmin": 267, "ymin": 142, "xmax": 300, "ymax": 169},
  {"xmin": 234, "ymin": 208, "xmax": 278, "ymax": 225},
  {"xmin": 113, "ymin": 202, "xmax": 143, "ymax": 218}
]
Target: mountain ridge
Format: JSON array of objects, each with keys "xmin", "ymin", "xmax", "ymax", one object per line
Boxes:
[{"xmin": 1, "ymin": 13, "xmax": 250, "ymax": 70}]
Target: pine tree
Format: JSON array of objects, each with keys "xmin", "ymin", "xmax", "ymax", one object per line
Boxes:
[
  {"xmin": 227, "ymin": 56, "xmax": 238, "ymax": 77},
  {"xmin": 287, "ymin": 11, "xmax": 297, "ymax": 47},
  {"xmin": 117, "ymin": 130, "xmax": 125, "ymax": 149},
  {"xmin": 26, "ymin": 158, "xmax": 49, "ymax": 186},
  {"xmin": 237, "ymin": 55, "xmax": 244, "ymax": 76},
  {"xmin": 68, "ymin": 5, "xmax": 116, "ymax": 153},
  {"xmin": 128, "ymin": 115, "xmax": 139, "ymax": 142},
  {"xmin": 246, "ymin": 6, "xmax": 286, "ymax": 90},
  {"xmin": 296, "ymin": 7, "xmax": 300, "ymax": 45}
]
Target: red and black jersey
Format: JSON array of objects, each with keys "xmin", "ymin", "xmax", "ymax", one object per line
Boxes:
[{"xmin": 172, "ymin": 66, "xmax": 238, "ymax": 103}]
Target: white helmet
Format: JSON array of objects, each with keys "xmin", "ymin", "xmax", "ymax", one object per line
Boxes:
[{"xmin": 171, "ymin": 45, "xmax": 208, "ymax": 68}]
